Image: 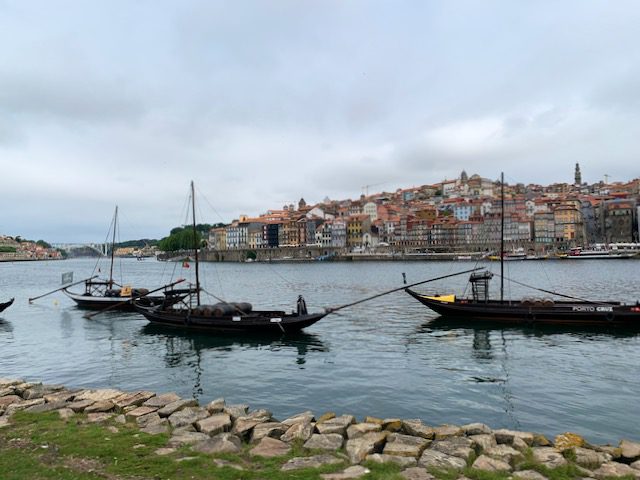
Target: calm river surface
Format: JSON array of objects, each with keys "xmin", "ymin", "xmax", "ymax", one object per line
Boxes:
[{"xmin": 1, "ymin": 257, "xmax": 639, "ymax": 444}]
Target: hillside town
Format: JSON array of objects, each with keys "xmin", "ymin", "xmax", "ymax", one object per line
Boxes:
[
  {"xmin": 0, "ymin": 236, "xmax": 63, "ymax": 261},
  {"xmin": 207, "ymin": 165, "xmax": 640, "ymax": 257}
]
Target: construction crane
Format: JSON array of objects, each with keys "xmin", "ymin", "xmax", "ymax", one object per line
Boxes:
[{"xmin": 361, "ymin": 182, "xmax": 387, "ymax": 196}]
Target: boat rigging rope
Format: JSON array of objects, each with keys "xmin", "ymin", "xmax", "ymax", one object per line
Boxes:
[
  {"xmin": 497, "ymin": 274, "xmax": 611, "ymax": 305},
  {"xmin": 325, "ymin": 267, "xmax": 484, "ymax": 314}
]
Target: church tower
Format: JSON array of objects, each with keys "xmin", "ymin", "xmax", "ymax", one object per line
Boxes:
[{"xmin": 574, "ymin": 163, "xmax": 582, "ymax": 185}]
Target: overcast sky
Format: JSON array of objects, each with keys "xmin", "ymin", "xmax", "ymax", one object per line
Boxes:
[{"xmin": 2, "ymin": 0, "xmax": 639, "ymax": 243}]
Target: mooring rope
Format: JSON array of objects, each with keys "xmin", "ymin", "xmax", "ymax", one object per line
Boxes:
[{"xmin": 325, "ymin": 267, "xmax": 484, "ymax": 314}]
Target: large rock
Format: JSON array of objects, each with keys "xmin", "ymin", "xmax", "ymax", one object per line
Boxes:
[
  {"xmin": 531, "ymin": 447, "xmax": 568, "ymax": 469},
  {"xmin": 168, "ymin": 407, "xmax": 209, "ymax": 428},
  {"xmin": 5, "ymin": 398, "xmax": 45, "ymax": 416},
  {"xmin": 304, "ymin": 434, "xmax": 344, "ymax": 451},
  {"xmin": 0, "ymin": 387, "xmax": 16, "ymax": 397},
  {"xmin": 84, "ymin": 400, "xmax": 115, "ymax": 414},
  {"xmin": 0, "ymin": 395, "xmax": 23, "ymax": 408},
  {"xmin": 282, "ymin": 454, "xmax": 343, "ymax": 471},
  {"xmin": 25, "ymin": 400, "xmax": 69, "ymax": 413},
  {"xmin": 484, "ymin": 444, "xmax": 524, "ymax": 465},
  {"xmin": 593, "ymin": 461, "xmax": 640, "ymax": 479},
  {"xmin": 470, "ymin": 434, "xmax": 497, "ymax": 452},
  {"xmin": 462, "ymin": 423, "xmax": 492, "ymax": 436},
  {"xmin": 620, "ymin": 440, "xmax": 640, "ymax": 461},
  {"xmin": 321, "ymin": 465, "xmax": 370, "ymax": 480},
  {"xmin": 136, "ymin": 413, "xmax": 165, "ymax": 428},
  {"xmin": 205, "ymin": 398, "xmax": 225, "ymax": 414},
  {"xmin": 345, "ymin": 432, "xmax": 387, "ymax": 464},
  {"xmin": 281, "ymin": 420, "xmax": 314, "ymax": 442},
  {"xmin": 513, "ymin": 470, "xmax": 548, "ymax": 480},
  {"xmin": 141, "ymin": 422, "xmax": 170, "ymax": 435},
  {"xmin": 223, "ymin": 404, "xmax": 249, "ymax": 420},
  {"xmin": 573, "ymin": 447, "xmax": 610, "ymax": 469},
  {"xmin": 168, "ymin": 431, "xmax": 209, "ymax": 447},
  {"xmin": 282, "ymin": 410, "xmax": 315, "ymax": 426},
  {"xmin": 196, "ymin": 413, "xmax": 232, "ymax": 436},
  {"xmin": 67, "ymin": 399, "xmax": 96, "ymax": 413},
  {"xmin": 472, "ymin": 454, "xmax": 512, "ymax": 472},
  {"xmin": 75, "ymin": 389, "xmax": 123, "ymax": 402},
  {"xmin": 383, "ymin": 433, "xmax": 430, "ymax": 458},
  {"xmin": 232, "ymin": 416, "xmax": 270, "ymax": 439},
  {"xmin": 251, "ymin": 422, "xmax": 288, "ymax": 442},
  {"xmin": 22, "ymin": 385, "xmax": 54, "ymax": 400},
  {"xmin": 143, "ymin": 392, "xmax": 181, "ymax": 409},
  {"xmin": 250, "ymin": 437, "xmax": 291, "ymax": 458},
  {"xmin": 125, "ymin": 406, "xmax": 158, "ymax": 421},
  {"xmin": 554, "ymin": 432, "xmax": 585, "ymax": 451},
  {"xmin": 494, "ymin": 429, "xmax": 534, "ymax": 446},
  {"xmin": 158, "ymin": 398, "xmax": 198, "ymax": 417},
  {"xmin": 346, "ymin": 422, "xmax": 382, "ymax": 439},
  {"xmin": 317, "ymin": 415, "xmax": 355, "ymax": 435},
  {"xmin": 433, "ymin": 424, "xmax": 463, "ymax": 439},
  {"xmin": 367, "ymin": 453, "xmax": 417, "ymax": 468},
  {"xmin": 418, "ymin": 450, "xmax": 466, "ymax": 470},
  {"xmin": 382, "ymin": 418, "xmax": 403, "ymax": 432},
  {"xmin": 402, "ymin": 420, "xmax": 435, "ymax": 440},
  {"xmin": 431, "ymin": 437, "xmax": 474, "ymax": 460},
  {"xmin": 113, "ymin": 391, "xmax": 155, "ymax": 411},
  {"xmin": 192, "ymin": 433, "xmax": 242, "ymax": 454},
  {"xmin": 43, "ymin": 390, "xmax": 77, "ymax": 404},
  {"xmin": 399, "ymin": 467, "xmax": 435, "ymax": 480}
]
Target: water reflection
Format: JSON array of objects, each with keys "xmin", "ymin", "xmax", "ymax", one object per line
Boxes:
[
  {"xmin": 140, "ymin": 325, "xmax": 329, "ymax": 397},
  {"xmin": 0, "ymin": 319, "xmax": 13, "ymax": 334},
  {"xmin": 423, "ymin": 316, "xmax": 640, "ymax": 340}
]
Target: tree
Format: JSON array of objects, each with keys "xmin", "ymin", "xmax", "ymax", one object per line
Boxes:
[{"xmin": 158, "ymin": 227, "xmax": 205, "ymax": 252}]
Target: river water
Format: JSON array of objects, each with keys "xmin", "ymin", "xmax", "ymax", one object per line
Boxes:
[{"xmin": 1, "ymin": 257, "xmax": 639, "ymax": 444}]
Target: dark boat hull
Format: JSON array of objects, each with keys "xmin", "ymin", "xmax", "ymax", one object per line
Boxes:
[
  {"xmin": 405, "ymin": 288, "xmax": 640, "ymax": 327},
  {"xmin": 0, "ymin": 298, "xmax": 14, "ymax": 313},
  {"xmin": 133, "ymin": 303, "xmax": 327, "ymax": 333},
  {"xmin": 63, "ymin": 289, "xmax": 164, "ymax": 311}
]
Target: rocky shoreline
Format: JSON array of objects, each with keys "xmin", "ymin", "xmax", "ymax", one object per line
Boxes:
[{"xmin": 1, "ymin": 378, "xmax": 639, "ymax": 480}]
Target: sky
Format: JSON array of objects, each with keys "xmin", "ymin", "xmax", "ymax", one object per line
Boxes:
[{"xmin": 1, "ymin": 0, "xmax": 640, "ymax": 243}]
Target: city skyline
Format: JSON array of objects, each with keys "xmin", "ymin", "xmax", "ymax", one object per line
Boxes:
[{"xmin": 2, "ymin": 1, "xmax": 640, "ymax": 242}]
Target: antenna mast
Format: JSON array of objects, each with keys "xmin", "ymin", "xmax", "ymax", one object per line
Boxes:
[
  {"xmin": 109, "ymin": 206, "xmax": 118, "ymax": 288},
  {"xmin": 500, "ymin": 172, "xmax": 504, "ymax": 303},
  {"xmin": 191, "ymin": 181, "xmax": 201, "ymax": 305}
]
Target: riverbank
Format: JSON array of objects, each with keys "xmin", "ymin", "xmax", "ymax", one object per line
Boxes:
[{"xmin": 1, "ymin": 378, "xmax": 639, "ymax": 480}]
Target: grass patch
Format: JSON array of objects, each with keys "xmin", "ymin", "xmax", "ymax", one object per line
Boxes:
[{"xmin": 0, "ymin": 411, "xmax": 402, "ymax": 479}]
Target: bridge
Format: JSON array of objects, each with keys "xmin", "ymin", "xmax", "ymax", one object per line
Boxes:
[{"xmin": 52, "ymin": 243, "xmax": 108, "ymax": 256}]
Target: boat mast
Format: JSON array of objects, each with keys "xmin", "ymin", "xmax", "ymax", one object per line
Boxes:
[
  {"xmin": 500, "ymin": 172, "xmax": 504, "ymax": 303},
  {"xmin": 109, "ymin": 206, "xmax": 118, "ymax": 289},
  {"xmin": 191, "ymin": 180, "xmax": 201, "ymax": 305}
]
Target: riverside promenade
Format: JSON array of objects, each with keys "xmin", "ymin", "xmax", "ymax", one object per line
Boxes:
[{"xmin": 1, "ymin": 378, "xmax": 639, "ymax": 479}]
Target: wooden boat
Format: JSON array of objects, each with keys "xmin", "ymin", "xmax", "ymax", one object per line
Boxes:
[
  {"xmin": 133, "ymin": 182, "xmax": 328, "ymax": 333},
  {"xmin": 406, "ymin": 274, "xmax": 640, "ymax": 327},
  {"xmin": 405, "ymin": 173, "xmax": 640, "ymax": 328},
  {"xmin": 0, "ymin": 297, "xmax": 14, "ymax": 313},
  {"xmin": 63, "ymin": 207, "xmax": 152, "ymax": 310}
]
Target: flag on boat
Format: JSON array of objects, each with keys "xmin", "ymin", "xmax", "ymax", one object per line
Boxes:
[{"xmin": 61, "ymin": 272, "xmax": 73, "ymax": 285}]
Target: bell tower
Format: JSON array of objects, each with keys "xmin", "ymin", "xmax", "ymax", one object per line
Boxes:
[{"xmin": 574, "ymin": 163, "xmax": 582, "ymax": 185}]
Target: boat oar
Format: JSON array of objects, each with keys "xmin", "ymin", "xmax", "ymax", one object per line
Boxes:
[
  {"xmin": 325, "ymin": 267, "xmax": 484, "ymax": 314},
  {"xmin": 28, "ymin": 276, "xmax": 99, "ymax": 303},
  {"xmin": 82, "ymin": 279, "xmax": 186, "ymax": 319}
]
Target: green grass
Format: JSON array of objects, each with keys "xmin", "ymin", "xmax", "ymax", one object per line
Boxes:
[
  {"xmin": 3, "ymin": 412, "xmax": 626, "ymax": 480},
  {"xmin": 0, "ymin": 411, "xmax": 407, "ymax": 479}
]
